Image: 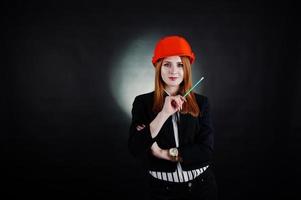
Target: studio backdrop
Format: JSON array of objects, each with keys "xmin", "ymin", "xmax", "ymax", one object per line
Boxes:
[{"xmin": 4, "ymin": 1, "xmax": 300, "ymax": 199}]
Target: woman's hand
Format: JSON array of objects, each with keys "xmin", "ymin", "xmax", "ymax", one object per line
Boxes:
[
  {"xmin": 150, "ymin": 142, "xmax": 169, "ymax": 160},
  {"xmin": 150, "ymin": 142, "xmax": 180, "ymax": 162},
  {"xmin": 136, "ymin": 124, "xmax": 146, "ymax": 131},
  {"xmin": 162, "ymin": 95, "xmax": 186, "ymax": 116}
]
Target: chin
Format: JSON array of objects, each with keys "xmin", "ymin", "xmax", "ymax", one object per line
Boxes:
[{"xmin": 168, "ymin": 82, "xmax": 181, "ymax": 86}]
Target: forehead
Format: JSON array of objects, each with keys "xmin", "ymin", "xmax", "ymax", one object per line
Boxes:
[{"xmin": 162, "ymin": 56, "xmax": 182, "ymax": 63}]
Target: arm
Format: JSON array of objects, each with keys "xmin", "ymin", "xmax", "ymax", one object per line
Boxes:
[
  {"xmin": 128, "ymin": 96, "xmax": 170, "ymax": 159},
  {"xmin": 178, "ymin": 96, "xmax": 214, "ymax": 165},
  {"xmin": 128, "ymin": 95, "xmax": 184, "ymax": 160}
]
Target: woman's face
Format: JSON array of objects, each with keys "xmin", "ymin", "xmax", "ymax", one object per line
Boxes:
[{"xmin": 161, "ymin": 56, "xmax": 184, "ymax": 87}]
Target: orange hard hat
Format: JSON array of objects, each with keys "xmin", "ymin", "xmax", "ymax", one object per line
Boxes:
[{"xmin": 152, "ymin": 35, "xmax": 195, "ymax": 66}]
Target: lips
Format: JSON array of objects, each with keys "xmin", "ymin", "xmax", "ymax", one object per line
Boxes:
[{"xmin": 169, "ymin": 77, "xmax": 178, "ymax": 81}]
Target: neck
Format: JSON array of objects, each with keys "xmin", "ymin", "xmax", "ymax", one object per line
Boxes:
[{"xmin": 164, "ymin": 85, "xmax": 179, "ymax": 96}]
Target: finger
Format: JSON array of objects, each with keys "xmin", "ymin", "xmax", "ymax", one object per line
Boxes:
[
  {"xmin": 176, "ymin": 102, "xmax": 180, "ymax": 111},
  {"xmin": 136, "ymin": 125, "xmax": 145, "ymax": 131},
  {"xmin": 172, "ymin": 96, "xmax": 179, "ymax": 106},
  {"xmin": 179, "ymin": 97, "xmax": 185, "ymax": 104},
  {"xmin": 174, "ymin": 97, "xmax": 182, "ymax": 109},
  {"xmin": 180, "ymin": 96, "xmax": 187, "ymax": 102},
  {"xmin": 179, "ymin": 102, "xmax": 182, "ymax": 111},
  {"xmin": 179, "ymin": 98, "xmax": 184, "ymax": 106},
  {"xmin": 177, "ymin": 95, "xmax": 184, "ymax": 104},
  {"xmin": 176, "ymin": 98, "xmax": 182, "ymax": 108}
]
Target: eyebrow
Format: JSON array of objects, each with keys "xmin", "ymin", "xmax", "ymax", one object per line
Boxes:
[{"xmin": 163, "ymin": 61, "xmax": 183, "ymax": 63}]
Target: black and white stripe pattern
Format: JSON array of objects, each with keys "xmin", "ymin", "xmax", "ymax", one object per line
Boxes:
[
  {"xmin": 150, "ymin": 90, "xmax": 209, "ymax": 182},
  {"xmin": 149, "ymin": 165, "xmax": 209, "ymax": 183}
]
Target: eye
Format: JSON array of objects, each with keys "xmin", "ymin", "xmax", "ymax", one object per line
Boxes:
[
  {"xmin": 163, "ymin": 63, "xmax": 170, "ymax": 67},
  {"xmin": 178, "ymin": 63, "xmax": 184, "ymax": 67}
]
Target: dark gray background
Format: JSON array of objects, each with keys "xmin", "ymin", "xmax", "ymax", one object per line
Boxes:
[{"xmin": 3, "ymin": 0, "xmax": 300, "ymax": 199}]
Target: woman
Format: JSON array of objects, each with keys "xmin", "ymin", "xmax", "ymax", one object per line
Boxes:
[{"xmin": 128, "ymin": 35, "xmax": 218, "ymax": 200}]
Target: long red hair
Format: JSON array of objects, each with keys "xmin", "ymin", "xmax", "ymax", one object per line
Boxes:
[{"xmin": 152, "ymin": 56, "xmax": 200, "ymax": 117}]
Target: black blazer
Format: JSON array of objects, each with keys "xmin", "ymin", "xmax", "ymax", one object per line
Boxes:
[{"xmin": 128, "ymin": 91, "xmax": 214, "ymax": 172}]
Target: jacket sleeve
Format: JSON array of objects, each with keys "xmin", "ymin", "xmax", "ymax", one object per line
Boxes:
[
  {"xmin": 178, "ymin": 96, "xmax": 214, "ymax": 165},
  {"xmin": 128, "ymin": 96, "xmax": 155, "ymax": 160}
]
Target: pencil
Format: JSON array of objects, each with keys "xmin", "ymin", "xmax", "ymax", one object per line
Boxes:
[
  {"xmin": 183, "ymin": 77, "xmax": 204, "ymax": 97},
  {"xmin": 171, "ymin": 77, "xmax": 205, "ymax": 109}
]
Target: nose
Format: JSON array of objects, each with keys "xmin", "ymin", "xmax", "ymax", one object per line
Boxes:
[{"xmin": 169, "ymin": 64, "xmax": 177, "ymax": 74}]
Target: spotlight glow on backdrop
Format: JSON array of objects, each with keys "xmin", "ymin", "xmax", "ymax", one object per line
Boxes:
[{"xmin": 110, "ymin": 34, "xmax": 201, "ymax": 118}]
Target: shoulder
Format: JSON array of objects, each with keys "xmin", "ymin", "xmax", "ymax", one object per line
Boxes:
[
  {"xmin": 133, "ymin": 91, "xmax": 154, "ymax": 104},
  {"xmin": 193, "ymin": 92, "xmax": 209, "ymax": 104},
  {"xmin": 193, "ymin": 92, "xmax": 210, "ymax": 112}
]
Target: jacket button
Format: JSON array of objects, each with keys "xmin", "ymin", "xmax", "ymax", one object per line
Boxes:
[{"xmin": 188, "ymin": 182, "xmax": 192, "ymax": 187}]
